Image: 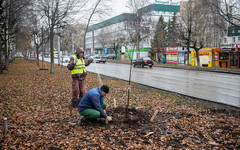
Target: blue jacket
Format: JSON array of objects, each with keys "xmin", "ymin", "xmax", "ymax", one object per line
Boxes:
[{"xmin": 78, "ymin": 87, "xmax": 107, "ymax": 118}]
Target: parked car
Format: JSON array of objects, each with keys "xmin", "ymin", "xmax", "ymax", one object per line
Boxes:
[
  {"xmin": 133, "ymin": 57, "xmax": 154, "ymax": 68},
  {"xmin": 14, "ymin": 53, "xmax": 24, "ymax": 58},
  {"xmin": 106, "ymin": 54, "xmax": 117, "ymax": 59},
  {"xmin": 93, "ymin": 55, "xmax": 107, "ymax": 63}
]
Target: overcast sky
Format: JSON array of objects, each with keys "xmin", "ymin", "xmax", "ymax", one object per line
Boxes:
[
  {"xmin": 86, "ymin": 0, "xmax": 184, "ymax": 25},
  {"xmin": 108, "ymin": 0, "xmax": 182, "ymax": 18}
]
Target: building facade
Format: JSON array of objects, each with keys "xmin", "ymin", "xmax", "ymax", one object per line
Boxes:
[{"xmin": 85, "ymin": 2, "xmax": 180, "ymax": 58}]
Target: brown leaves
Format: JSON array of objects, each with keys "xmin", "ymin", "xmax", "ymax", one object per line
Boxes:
[{"xmin": 0, "ymin": 60, "xmax": 240, "ymax": 149}]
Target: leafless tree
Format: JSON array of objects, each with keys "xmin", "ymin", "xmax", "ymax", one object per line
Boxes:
[
  {"xmin": 177, "ymin": 0, "xmax": 210, "ymax": 66},
  {"xmin": 203, "ymin": 0, "xmax": 240, "ymax": 27},
  {"xmin": 37, "ymin": 0, "xmax": 86, "ymax": 73},
  {"xmin": 126, "ymin": 0, "xmax": 153, "ymax": 59},
  {"xmin": 0, "ymin": 0, "xmax": 31, "ymax": 74},
  {"xmin": 96, "ymin": 28, "xmax": 109, "ymax": 51}
]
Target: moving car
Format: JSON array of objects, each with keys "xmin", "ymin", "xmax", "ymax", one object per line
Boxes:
[
  {"xmin": 93, "ymin": 55, "xmax": 107, "ymax": 63},
  {"xmin": 106, "ymin": 54, "xmax": 117, "ymax": 59},
  {"xmin": 133, "ymin": 57, "xmax": 154, "ymax": 68},
  {"xmin": 84, "ymin": 54, "xmax": 95, "ymax": 59}
]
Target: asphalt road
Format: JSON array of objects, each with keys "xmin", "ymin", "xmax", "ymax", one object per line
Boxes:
[
  {"xmin": 44, "ymin": 58, "xmax": 240, "ymax": 108},
  {"xmin": 87, "ymin": 62, "xmax": 240, "ymax": 108}
]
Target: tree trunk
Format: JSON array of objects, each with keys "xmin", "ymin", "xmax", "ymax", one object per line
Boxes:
[
  {"xmin": 186, "ymin": 43, "xmax": 190, "ymax": 65},
  {"xmin": 136, "ymin": 14, "xmax": 140, "ymax": 59},
  {"xmin": 195, "ymin": 49, "xmax": 200, "ymax": 66},
  {"xmin": 4, "ymin": 24, "xmax": 9, "ymax": 70},
  {"xmin": 0, "ymin": 45, "xmax": 3, "ymax": 74},
  {"xmin": 36, "ymin": 45, "xmax": 39, "ymax": 66},
  {"xmin": 50, "ymin": 27, "xmax": 54, "ymax": 73}
]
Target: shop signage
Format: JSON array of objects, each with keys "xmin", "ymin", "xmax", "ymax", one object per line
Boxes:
[
  {"xmin": 193, "ymin": 53, "xmax": 209, "ymax": 55},
  {"xmin": 220, "ymin": 43, "xmax": 235, "ymax": 47},
  {"xmin": 222, "ymin": 48, "xmax": 235, "ymax": 51},
  {"xmin": 160, "ymin": 47, "xmax": 166, "ymax": 52},
  {"xmin": 30, "ymin": 51, "xmax": 35, "ymax": 58},
  {"xmin": 236, "ymin": 44, "xmax": 240, "ymax": 48},
  {"xmin": 168, "ymin": 47, "xmax": 178, "ymax": 51},
  {"xmin": 212, "ymin": 48, "xmax": 222, "ymax": 52}
]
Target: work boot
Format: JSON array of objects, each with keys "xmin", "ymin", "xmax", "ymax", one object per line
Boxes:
[
  {"xmin": 96, "ymin": 118, "xmax": 106, "ymax": 125},
  {"xmin": 80, "ymin": 116, "xmax": 91, "ymax": 126},
  {"xmin": 71, "ymin": 98, "xmax": 80, "ymax": 108}
]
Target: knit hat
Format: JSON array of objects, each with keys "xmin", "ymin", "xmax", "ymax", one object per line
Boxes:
[
  {"xmin": 76, "ymin": 47, "xmax": 84, "ymax": 54},
  {"xmin": 100, "ymin": 85, "xmax": 109, "ymax": 93}
]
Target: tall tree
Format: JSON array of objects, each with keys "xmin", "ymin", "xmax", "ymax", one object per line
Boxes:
[
  {"xmin": 0, "ymin": 0, "xmax": 31, "ymax": 74},
  {"xmin": 166, "ymin": 12, "xmax": 178, "ymax": 47},
  {"xmin": 151, "ymin": 15, "xmax": 167, "ymax": 59},
  {"xmin": 83, "ymin": 0, "xmax": 102, "ymax": 51},
  {"xmin": 126, "ymin": 0, "xmax": 152, "ymax": 59},
  {"xmin": 38, "ymin": 0, "xmax": 84, "ymax": 73},
  {"xmin": 177, "ymin": 0, "xmax": 195, "ymax": 65},
  {"xmin": 178, "ymin": 0, "xmax": 210, "ymax": 66},
  {"xmin": 203, "ymin": 0, "xmax": 240, "ymax": 27}
]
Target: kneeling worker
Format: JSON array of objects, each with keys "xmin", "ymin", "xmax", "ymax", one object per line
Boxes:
[{"xmin": 78, "ymin": 85, "xmax": 112, "ymax": 124}]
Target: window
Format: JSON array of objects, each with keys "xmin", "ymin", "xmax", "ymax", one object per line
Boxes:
[
  {"xmin": 238, "ymin": 37, "xmax": 240, "ymax": 42},
  {"xmin": 224, "ymin": 38, "xmax": 226, "ymax": 43},
  {"xmin": 219, "ymin": 52, "xmax": 229, "ymax": 60},
  {"xmin": 232, "ymin": 37, "xmax": 235, "ymax": 43},
  {"xmin": 232, "ymin": 30, "xmax": 235, "ymax": 33}
]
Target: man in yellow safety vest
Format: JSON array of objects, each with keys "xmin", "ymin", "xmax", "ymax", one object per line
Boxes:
[{"xmin": 67, "ymin": 47, "xmax": 93, "ymax": 107}]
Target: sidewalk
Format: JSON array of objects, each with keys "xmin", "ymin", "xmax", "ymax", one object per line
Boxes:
[{"xmin": 107, "ymin": 59, "xmax": 240, "ymax": 75}]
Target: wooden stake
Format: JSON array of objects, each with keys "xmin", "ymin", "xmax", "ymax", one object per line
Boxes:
[
  {"xmin": 150, "ymin": 110, "xmax": 158, "ymax": 122},
  {"xmin": 114, "ymin": 98, "xmax": 116, "ymax": 108}
]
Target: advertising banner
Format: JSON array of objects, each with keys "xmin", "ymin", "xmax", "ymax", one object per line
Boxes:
[
  {"xmin": 177, "ymin": 52, "xmax": 185, "ymax": 64},
  {"xmin": 104, "ymin": 48, "xmax": 108, "ymax": 54}
]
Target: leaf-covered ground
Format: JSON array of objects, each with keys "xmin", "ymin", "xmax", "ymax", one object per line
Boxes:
[{"xmin": 0, "ymin": 59, "xmax": 240, "ymax": 149}]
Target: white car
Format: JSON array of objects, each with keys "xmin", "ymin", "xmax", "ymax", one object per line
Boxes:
[
  {"xmin": 93, "ymin": 55, "xmax": 107, "ymax": 63},
  {"xmin": 61, "ymin": 56, "xmax": 70, "ymax": 63}
]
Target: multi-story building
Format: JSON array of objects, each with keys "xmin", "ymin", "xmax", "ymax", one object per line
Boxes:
[{"xmin": 85, "ymin": 1, "xmax": 180, "ymax": 58}]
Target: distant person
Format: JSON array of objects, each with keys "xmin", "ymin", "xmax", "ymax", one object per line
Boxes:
[
  {"xmin": 163, "ymin": 56, "xmax": 166, "ymax": 64},
  {"xmin": 67, "ymin": 47, "xmax": 93, "ymax": 108},
  {"xmin": 78, "ymin": 85, "xmax": 112, "ymax": 125},
  {"xmin": 158, "ymin": 56, "xmax": 161, "ymax": 63}
]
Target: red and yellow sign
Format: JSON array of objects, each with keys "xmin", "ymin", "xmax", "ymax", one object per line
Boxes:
[{"xmin": 191, "ymin": 48, "xmax": 212, "ymax": 67}]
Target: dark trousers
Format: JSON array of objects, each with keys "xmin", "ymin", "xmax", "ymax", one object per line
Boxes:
[{"xmin": 72, "ymin": 78, "xmax": 86, "ymax": 99}]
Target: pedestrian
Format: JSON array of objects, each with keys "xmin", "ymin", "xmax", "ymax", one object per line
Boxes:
[
  {"xmin": 163, "ymin": 56, "xmax": 166, "ymax": 64},
  {"xmin": 67, "ymin": 47, "xmax": 93, "ymax": 108},
  {"xmin": 78, "ymin": 85, "xmax": 112, "ymax": 125},
  {"xmin": 158, "ymin": 56, "xmax": 161, "ymax": 63}
]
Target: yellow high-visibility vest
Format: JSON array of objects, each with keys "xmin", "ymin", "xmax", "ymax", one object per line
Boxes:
[{"xmin": 71, "ymin": 55, "xmax": 86, "ymax": 74}]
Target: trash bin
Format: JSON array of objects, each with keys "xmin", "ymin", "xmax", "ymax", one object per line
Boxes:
[{"xmin": 121, "ymin": 55, "xmax": 125, "ymax": 60}]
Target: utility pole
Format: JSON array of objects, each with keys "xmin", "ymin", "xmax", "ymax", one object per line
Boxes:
[
  {"xmin": 58, "ymin": 34, "xmax": 61, "ymax": 65},
  {"xmin": 92, "ymin": 30, "xmax": 95, "ymax": 53},
  {"xmin": 72, "ymin": 33, "xmax": 74, "ymax": 54}
]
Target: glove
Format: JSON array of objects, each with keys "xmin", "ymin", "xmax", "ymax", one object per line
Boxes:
[
  {"xmin": 107, "ymin": 116, "xmax": 112, "ymax": 121},
  {"xmin": 88, "ymin": 57, "xmax": 93, "ymax": 63},
  {"xmin": 73, "ymin": 59, "xmax": 78, "ymax": 65},
  {"xmin": 105, "ymin": 116, "xmax": 112, "ymax": 124}
]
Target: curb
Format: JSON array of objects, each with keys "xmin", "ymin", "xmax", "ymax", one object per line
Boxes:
[{"xmin": 107, "ymin": 61, "xmax": 240, "ymax": 75}]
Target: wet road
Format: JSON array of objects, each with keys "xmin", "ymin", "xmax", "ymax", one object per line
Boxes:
[
  {"xmin": 87, "ymin": 62, "xmax": 240, "ymax": 108},
  {"xmin": 44, "ymin": 58, "xmax": 240, "ymax": 108}
]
